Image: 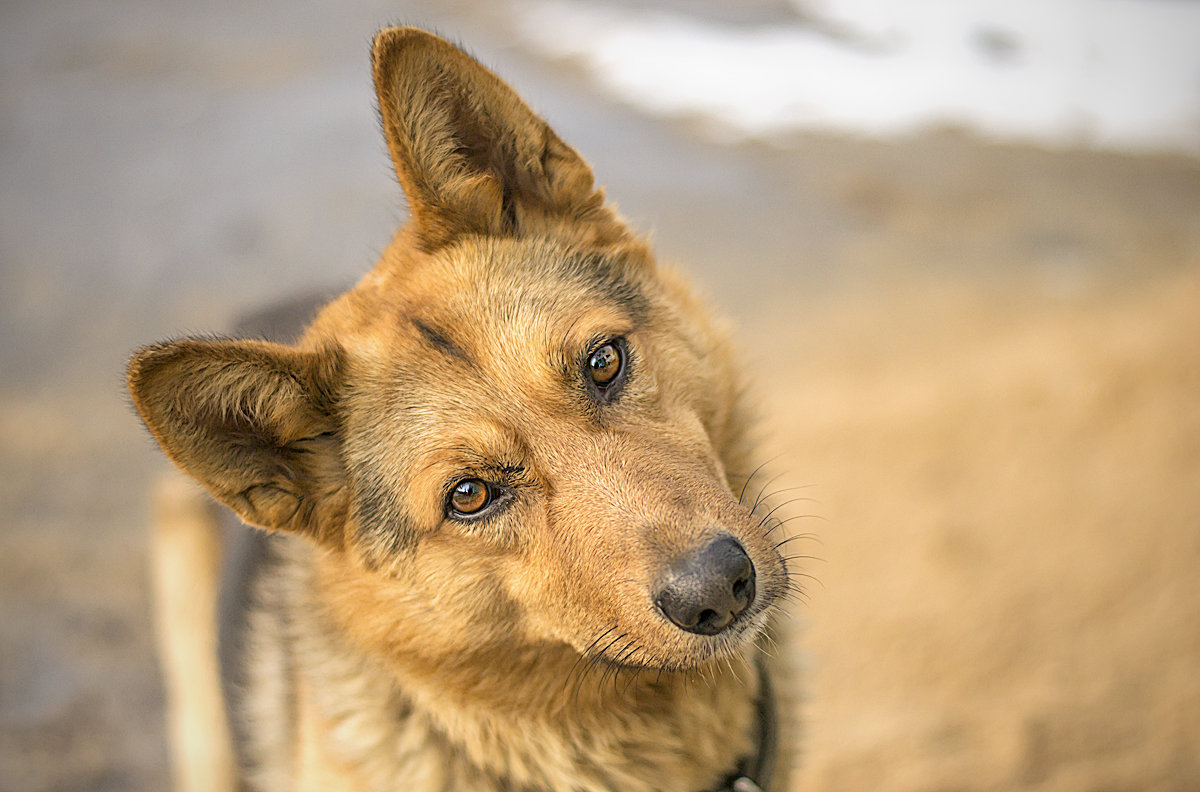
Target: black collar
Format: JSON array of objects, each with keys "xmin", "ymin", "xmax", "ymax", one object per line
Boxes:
[{"xmin": 709, "ymin": 656, "xmax": 777, "ymax": 792}]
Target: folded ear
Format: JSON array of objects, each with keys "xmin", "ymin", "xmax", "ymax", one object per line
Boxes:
[
  {"xmin": 128, "ymin": 339, "xmax": 348, "ymax": 544},
  {"xmin": 372, "ymin": 26, "xmax": 625, "ymax": 248}
]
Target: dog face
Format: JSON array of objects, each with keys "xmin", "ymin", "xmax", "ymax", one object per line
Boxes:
[{"xmin": 129, "ymin": 28, "xmax": 787, "ymax": 680}]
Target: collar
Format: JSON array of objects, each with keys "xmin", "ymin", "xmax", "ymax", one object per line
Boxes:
[{"xmin": 709, "ymin": 655, "xmax": 777, "ymax": 792}]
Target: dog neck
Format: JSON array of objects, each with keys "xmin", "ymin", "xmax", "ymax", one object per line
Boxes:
[{"xmin": 277, "ymin": 538, "xmax": 772, "ymax": 792}]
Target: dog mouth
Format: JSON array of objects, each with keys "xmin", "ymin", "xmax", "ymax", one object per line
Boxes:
[
  {"xmin": 680, "ymin": 586, "xmax": 780, "ymax": 661},
  {"xmin": 589, "ymin": 602, "xmax": 775, "ymax": 676}
]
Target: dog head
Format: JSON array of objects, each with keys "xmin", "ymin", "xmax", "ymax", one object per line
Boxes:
[{"xmin": 129, "ymin": 28, "xmax": 788, "ymax": 679}]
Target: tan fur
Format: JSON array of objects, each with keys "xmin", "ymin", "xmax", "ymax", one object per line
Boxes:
[
  {"xmin": 131, "ymin": 27, "xmax": 793, "ymax": 792},
  {"xmin": 150, "ymin": 472, "xmax": 239, "ymax": 792}
]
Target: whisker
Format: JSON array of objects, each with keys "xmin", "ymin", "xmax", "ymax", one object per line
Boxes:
[
  {"xmin": 757, "ymin": 632, "xmax": 781, "ymax": 662},
  {"xmin": 736, "ymin": 458, "xmax": 775, "ymax": 505},
  {"xmin": 765, "ymin": 513, "xmax": 827, "ymax": 536},
  {"xmin": 757, "ymin": 496, "xmax": 818, "ymax": 529},
  {"xmin": 752, "ymin": 483, "xmax": 815, "ymax": 510},
  {"xmin": 587, "ymin": 631, "xmax": 630, "ymax": 702},
  {"xmin": 785, "ymin": 573, "xmax": 822, "ymax": 591},
  {"xmin": 750, "ymin": 470, "xmax": 789, "ymax": 516},
  {"xmin": 773, "ymin": 533, "xmax": 822, "ymax": 550},
  {"xmin": 780, "ymin": 554, "xmax": 825, "ymax": 564},
  {"xmin": 600, "ymin": 636, "xmax": 634, "ymax": 692},
  {"xmin": 563, "ymin": 625, "xmax": 615, "ymax": 699}
]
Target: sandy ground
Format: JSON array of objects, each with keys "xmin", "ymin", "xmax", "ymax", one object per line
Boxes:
[
  {"xmin": 2, "ymin": 1, "xmax": 1199, "ymax": 790},
  {"xmin": 750, "ymin": 272, "xmax": 1200, "ymax": 791}
]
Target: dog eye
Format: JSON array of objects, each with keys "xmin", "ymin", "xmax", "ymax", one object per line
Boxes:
[
  {"xmin": 588, "ymin": 343, "xmax": 621, "ymax": 385},
  {"xmin": 448, "ymin": 479, "xmax": 491, "ymax": 516},
  {"xmin": 587, "ymin": 338, "xmax": 627, "ymax": 390}
]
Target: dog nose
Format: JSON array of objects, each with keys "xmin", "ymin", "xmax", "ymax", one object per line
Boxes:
[{"xmin": 654, "ymin": 535, "xmax": 756, "ymax": 636}]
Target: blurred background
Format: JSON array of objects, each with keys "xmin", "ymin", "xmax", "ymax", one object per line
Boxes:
[{"xmin": 2, "ymin": 0, "xmax": 1198, "ymax": 790}]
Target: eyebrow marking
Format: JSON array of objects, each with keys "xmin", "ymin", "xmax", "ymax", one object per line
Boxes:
[
  {"xmin": 562, "ymin": 253, "xmax": 650, "ymax": 324},
  {"xmin": 413, "ymin": 318, "xmax": 471, "ymax": 364}
]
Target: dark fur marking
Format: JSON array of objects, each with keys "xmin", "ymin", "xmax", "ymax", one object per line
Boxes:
[
  {"xmin": 561, "ymin": 253, "xmax": 650, "ymax": 323},
  {"xmin": 413, "ymin": 318, "xmax": 472, "ymax": 365},
  {"xmin": 352, "ymin": 470, "xmax": 418, "ymax": 561}
]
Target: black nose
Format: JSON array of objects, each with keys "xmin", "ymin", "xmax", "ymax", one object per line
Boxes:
[{"xmin": 654, "ymin": 535, "xmax": 756, "ymax": 636}]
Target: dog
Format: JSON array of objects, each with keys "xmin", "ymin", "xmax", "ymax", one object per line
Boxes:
[{"xmin": 129, "ymin": 27, "xmax": 794, "ymax": 792}]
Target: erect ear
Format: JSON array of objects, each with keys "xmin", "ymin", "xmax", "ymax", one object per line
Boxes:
[
  {"xmin": 371, "ymin": 26, "xmax": 625, "ymax": 248},
  {"xmin": 128, "ymin": 339, "xmax": 348, "ymax": 544}
]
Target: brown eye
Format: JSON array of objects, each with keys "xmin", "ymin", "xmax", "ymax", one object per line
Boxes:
[
  {"xmin": 449, "ymin": 479, "xmax": 490, "ymax": 516},
  {"xmin": 588, "ymin": 342, "xmax": 622, "ymax": 386}
]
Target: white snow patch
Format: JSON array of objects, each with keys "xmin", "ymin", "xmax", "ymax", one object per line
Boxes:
[{"xmin": 514, "ymin": 0, "xmax": 1200, "ymax": 156}]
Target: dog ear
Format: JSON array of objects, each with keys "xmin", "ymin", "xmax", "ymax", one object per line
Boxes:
[
  {"xmin": 128, "ymin": 339, "xmax": 348, "ymax": 544},
  {"xmin": 371, "ymin": 26, "xmax": 625, "ymax": 248}
]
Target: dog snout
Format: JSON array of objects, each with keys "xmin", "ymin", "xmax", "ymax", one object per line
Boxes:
[{"xmin": 654, "ymin": 535, "xmax": 756, "ymax": 636}]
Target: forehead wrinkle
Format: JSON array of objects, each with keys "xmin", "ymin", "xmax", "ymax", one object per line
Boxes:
[
  {"xmin": 434, "ymin": 236, "xmax": 649, "ymax": 321},
  {"xmin": 496, "ymin": 254, "xmax": 650, "ymax": 327},
  {"xmin": 440, "ymin": 298, "xmax": 641, "ymax": 431},
  {"xmin": 395, "ymin": 241, "xmax": 649, "ymax": 415}
]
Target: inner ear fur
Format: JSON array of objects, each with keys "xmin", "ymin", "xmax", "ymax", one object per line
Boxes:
[
  {"xmin": 371, "ymin": 26, "xmax": 626, "ymax": 248},
  {"xmin": 128, "ymin": 339, "xmax": 348, "ymax": 544}
]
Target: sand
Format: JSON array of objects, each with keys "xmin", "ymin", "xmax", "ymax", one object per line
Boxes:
[{"xmin": 747, "ymin": 271, "xmax": 1200, "ymax": 790}]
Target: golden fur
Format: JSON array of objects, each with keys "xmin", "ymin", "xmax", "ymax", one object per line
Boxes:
[{"xmin": 130, "ymin": 27, "xmax": 793, "ymax": 792}]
